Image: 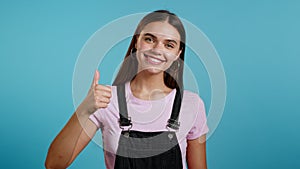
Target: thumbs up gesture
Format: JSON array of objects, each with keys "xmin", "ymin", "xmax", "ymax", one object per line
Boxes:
[{"xmin": 76, "ymin": 70, "xmax": 112, "ymax": 115}]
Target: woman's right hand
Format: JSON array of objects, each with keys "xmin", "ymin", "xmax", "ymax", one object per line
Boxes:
[{"xmin": 76, "ymin": 70, "xmax": 112, "ymax": 115}]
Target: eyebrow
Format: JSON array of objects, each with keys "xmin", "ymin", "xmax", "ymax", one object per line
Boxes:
[{"xmin": 143, "ymin": 33, "xmax": 178, "ymax": 45}]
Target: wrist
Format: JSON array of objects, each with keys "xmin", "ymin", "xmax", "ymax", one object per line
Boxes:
[{"xmin": 75, "ymin": 106, "xmax": 91, "ymax": 118}]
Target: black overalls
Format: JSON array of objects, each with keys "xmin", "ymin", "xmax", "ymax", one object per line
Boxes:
[{"xmin": 114, "ymin": 84, "xmax": 183, "ymax": 169}]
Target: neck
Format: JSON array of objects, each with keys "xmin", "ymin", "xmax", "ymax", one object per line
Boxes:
[
  {"xmin": 131, "ymin": 71, "xmax": 166, "ymax": 91},
  {"xmin": 130, "ymin": 71, "xmax": 172, "ymax": 100}
]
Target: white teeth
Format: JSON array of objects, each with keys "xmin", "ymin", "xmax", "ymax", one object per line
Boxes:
[
  {"xmin": 149, "ymin": 57, "xmax": 162, "ymax": 63},
  {"xmin": 145, "ymin": 54, "xmax": 164, "ymax": 64}
]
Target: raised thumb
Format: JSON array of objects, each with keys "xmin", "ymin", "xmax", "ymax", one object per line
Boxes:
[{"xmin": 92, "ymin": 70, "xmax": 100, "ymax": 87}]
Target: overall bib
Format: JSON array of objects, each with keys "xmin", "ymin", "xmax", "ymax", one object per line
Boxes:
[{"xmin": 114, "ymin": 84, "xmax": 183, "ymax": 169}]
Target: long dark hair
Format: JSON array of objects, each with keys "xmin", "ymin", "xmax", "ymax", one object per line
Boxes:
[{"xmin": 112, "ymin": 10, "xmax": 186, "ymax": 92}]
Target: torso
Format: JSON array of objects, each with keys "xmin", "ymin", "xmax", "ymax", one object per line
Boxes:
[{"xmin": 89, "ymin": 81, "xmax": 208, "ymax": 169}]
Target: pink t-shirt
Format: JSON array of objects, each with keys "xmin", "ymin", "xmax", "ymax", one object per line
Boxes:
[{"xmin": 89, "ymin": 82, "xmax": 209, "ymax": 169}]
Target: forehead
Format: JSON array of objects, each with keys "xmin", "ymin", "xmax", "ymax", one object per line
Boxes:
[{"xmin": 140, "ymin": 21, "xmax": 181, "ymax": 42}]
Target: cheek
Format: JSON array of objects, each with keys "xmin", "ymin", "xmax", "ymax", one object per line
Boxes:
[
  {"xmin": 165, "ymin": 52, "xmax": 179, "ymax": 62},
  {"xmin": 136, "ymin": 41, "xmax": 151, "ymax": 51}
]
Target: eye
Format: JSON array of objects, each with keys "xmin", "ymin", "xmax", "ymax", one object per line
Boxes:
[
  {"xmin": 166, "ymin": 43, "xmax": 175, "ymax": 49},
  {"xmin": 144, "ymin": 37, "xmax": 154, "ymax": 43}
]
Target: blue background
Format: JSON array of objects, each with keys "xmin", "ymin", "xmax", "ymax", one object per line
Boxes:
[{"xmin": 0, "ymin": 0, "xmax": 299, "ymax": 168}]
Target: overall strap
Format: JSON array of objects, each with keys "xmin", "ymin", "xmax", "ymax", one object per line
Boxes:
[
  {"xmin": 167, "ymin": 87, "xmax": 182, "ymax": 130},
  {"xmin": 117, "ymin": 84, "xmax": 182, "ymax": 130},
  {"xmin": 117, "ymin": 84, "xmax": 132, "ymax": 127}
]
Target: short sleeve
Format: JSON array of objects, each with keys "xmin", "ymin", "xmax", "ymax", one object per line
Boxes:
[
  {"xmin": 186, "ymin": 96, "xmax": 209, "ymax": 140},
  {"xmin": 89, "ymin": 109, "xmax": 103, "ymax": 129}
]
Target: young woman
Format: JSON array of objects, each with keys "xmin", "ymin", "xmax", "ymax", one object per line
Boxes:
[{"xmin": 45, "ymin": 10, "xmax": 208, "ymax": 169}]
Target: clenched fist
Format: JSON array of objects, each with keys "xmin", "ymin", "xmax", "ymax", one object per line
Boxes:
[{"xmin": 76, "ymin": 70, "xmax": 112, "ymax": 115}]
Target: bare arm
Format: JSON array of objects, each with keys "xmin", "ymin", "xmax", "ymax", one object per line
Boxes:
[
  {"xmin": 45, "ymin": 112, "xmax": 97, "ymax": 169},
  {"xmin": 45, "ymin": 70, "xmax": 111, "ymax": 169},
  {"xmin": 186, "ymin": 135, "xmax": 207, "ymax": 169}
]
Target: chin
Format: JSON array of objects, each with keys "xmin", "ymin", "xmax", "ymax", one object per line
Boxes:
[
  {"xmin": 139, "ymin": 67, "xmax": 165, "ymax": 75},
  {"xmin": 146, "ymin": 68, "xmax": 163, "ymax": 74}
]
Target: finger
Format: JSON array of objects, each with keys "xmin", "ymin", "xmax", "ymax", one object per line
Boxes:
[
  {"xmin": 98, "ymin": 97, "xmax": 110, "ymax": 103},
  {"xmin": 91, "ymin": 70, "xmax": 100, "ymax": 88},
  {"xmin": 95, "ymin": 90, "xmax": 112, "ymax": 98},
  {"xmin": 95, "ymin": 102, "xmax": 108, "ymax": 109},
  {"xmin": 95, "ymin": 85, "xmax": 112, "ymax": 92},
  {"xmin": 95, "ymin": 93, "xmax": 111, "ymax": 102}
]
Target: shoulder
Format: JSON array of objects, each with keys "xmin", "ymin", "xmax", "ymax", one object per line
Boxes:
[
  {"xmin": 110, "ymin": 82, "xmax": 129, "ymax": 99},
  {"xmin": 179, "ymin": 90, "xmax": 208, "ymax": 139},
  {"xmin": 182, "ymin": 90, "xmax": 204, "ymax": 106}
]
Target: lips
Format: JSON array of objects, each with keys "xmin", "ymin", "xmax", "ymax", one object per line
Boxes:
[{"xmin": 144, "ymin": 54, "xmax": 166, "ymax": 65}]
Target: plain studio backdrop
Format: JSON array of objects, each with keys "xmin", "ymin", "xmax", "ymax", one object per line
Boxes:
[{"xmin": 0, "ymin": 0, "xmax": 299, "ymax": 168}]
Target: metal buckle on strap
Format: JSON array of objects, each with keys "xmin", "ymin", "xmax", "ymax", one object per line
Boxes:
[
  {"xmin": 120, "ymin": 124, "xmax": 133, "ymax": 131},
  {"xmin": 119, "ymin": 117, "xmax": 132, "ymax": 131},
  {"xmin": 166, "ymin": 119, "xmax": 180, "ymax": 132}
]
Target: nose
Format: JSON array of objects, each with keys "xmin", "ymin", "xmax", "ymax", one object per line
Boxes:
[{"xmin": 151, "ymin": 41, "xmax": 164, "ymax": 55}]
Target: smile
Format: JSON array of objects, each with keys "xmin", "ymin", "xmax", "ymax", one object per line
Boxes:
[{"xmin": 144, "ymin": 54, "xmax": 166, "ymax": 65}]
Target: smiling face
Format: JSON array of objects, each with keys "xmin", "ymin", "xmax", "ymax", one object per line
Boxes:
[{"xmin": 135, "ymin": 21, "xmax": 182, "ymax": 74}]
